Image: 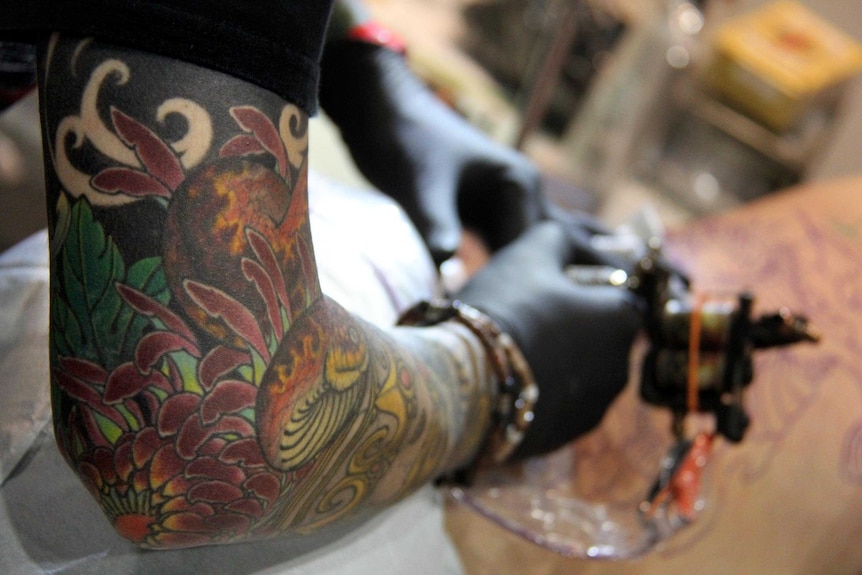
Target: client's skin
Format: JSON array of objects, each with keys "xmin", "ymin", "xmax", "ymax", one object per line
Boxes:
[{"xmin": 39, "ymin": 34, "xmax": 495, "ymax": 549}]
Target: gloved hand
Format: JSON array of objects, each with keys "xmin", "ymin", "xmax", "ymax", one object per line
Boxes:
[
  {"xmin": 319, "ymin": 41, "xmax": 546, "ymax": 266},
  {"xmin": 455, "ymin": 220, "xmax": 644, "ymax": 460}
]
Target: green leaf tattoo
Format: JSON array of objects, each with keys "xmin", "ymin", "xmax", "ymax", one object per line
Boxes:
[{"xmin": 53, "ymin": 198, "xmax": 169, "ymax": 370}]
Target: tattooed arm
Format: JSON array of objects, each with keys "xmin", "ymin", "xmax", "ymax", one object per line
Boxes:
[{"xmin": 39, "ymin": 34, "xmax": 494, "ymax": 549}]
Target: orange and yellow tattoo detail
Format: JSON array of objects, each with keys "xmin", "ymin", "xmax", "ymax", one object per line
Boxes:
[{"xmin": 42, "ymin": 36, "xmax": 480, "ymax": 548}]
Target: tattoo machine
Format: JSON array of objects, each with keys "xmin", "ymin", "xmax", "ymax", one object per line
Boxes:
[{"xmin": 568, "ymin": 222, "xmax": 820, "ymax": 534}]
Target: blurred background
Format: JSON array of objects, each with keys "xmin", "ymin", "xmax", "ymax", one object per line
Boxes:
[
  {"xmin": 311, "ymin": 0, "xmax": 862, "ymax": 229},
  {"xmin": 2, "ymin": 0, "xmax": 862, "ymax": 251}
]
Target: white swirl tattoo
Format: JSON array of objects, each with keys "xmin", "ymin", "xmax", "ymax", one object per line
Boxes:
[{"xmin": 54, "ymin": 50, "xmax": 213, "ymax": 206}]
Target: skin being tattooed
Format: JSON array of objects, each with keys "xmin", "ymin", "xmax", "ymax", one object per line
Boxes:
[{"xmin": 39, "ymin": 34, "xmax": 494, "ymax": 549}]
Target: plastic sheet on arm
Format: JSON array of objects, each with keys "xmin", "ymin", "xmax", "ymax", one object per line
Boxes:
[{"xmin": 449, "ymin": 350, "xmax": 709, "ymax": 560}]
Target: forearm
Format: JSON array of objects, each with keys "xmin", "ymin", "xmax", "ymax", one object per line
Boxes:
[
  {"xmin": 253, "ymin": 296, "xmax": 495, "ymax": 528},
  {"xmin": 40, "ymin": 34, "xmax": 492, "ymax": 548}
]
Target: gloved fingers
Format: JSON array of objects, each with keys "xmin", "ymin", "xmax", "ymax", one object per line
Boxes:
[
  {"xmin": 406, "ymin": 212, "xmax": 461, "ymax": 268},
  {"xmin": 457, "ymin": 151, "xmax": 544, "ymax": 253},
  {"xmin": 405, "ymin": 176, "xmax": 463, "ymax": 266},
  {"xmin": 458, "ymin": 181, "xmax": 540, "ymax": 252},
  {"xmin": 547, "ymin": 209, "xmax": 637, "ymax": 270},
  {"xmin": 470, "ymin": 220, "xmax": 647, "ymax": 320},
  {"xmin": 547, "ymin": 203, "xmax": 614, "ymax": 236},
  {"xmin": 495, "ymin": 220, "xmax": 638, "ymax": 285},
  {"xmin": 425, "ymin": 226, "xmax": 462, "ymax": 268},
  {"xmin": 492, "ymin": 199, "xmax": 609, "ymax": 267},
  {"xmin": 556, "ymin": 224, "xmax": 632, "ymax": 271},
  {"xmin": 498, "ymin": 219, "xmax": 580, "ymax": 269}
]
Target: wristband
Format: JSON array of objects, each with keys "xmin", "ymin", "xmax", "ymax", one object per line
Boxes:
[
  {"xmin": 398, "ymin": 299, "xmax": 538, "ymax": 484},
  {"xmin": 346, "ymin": 21, "xmax": 407, "ymax": 55}
]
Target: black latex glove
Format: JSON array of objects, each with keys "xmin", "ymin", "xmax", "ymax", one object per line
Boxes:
[
  {"xmin": 456, "ymin": 220, "xmax": 644, "ymax": 460},
  {"xmin": 551, "ymin": 204, "xmax": 692, "ymax": 292},
  {"xmin": 319, "ymin": 41, "xmax": 546, "ymax": 266}
]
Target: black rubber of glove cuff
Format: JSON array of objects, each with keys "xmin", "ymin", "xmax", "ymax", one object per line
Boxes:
[
  {"xmin": 455, "ymin": 221, "xmax": 645, "ymax": 460},
  {"xmin": 319, "ymin": 40, "xmax": 547, "ymax": 265}
]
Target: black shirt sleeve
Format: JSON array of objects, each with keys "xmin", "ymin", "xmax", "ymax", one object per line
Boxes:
[{"xmin": 1, "ymin": 0, "xmax": 334, "ymax": 115}]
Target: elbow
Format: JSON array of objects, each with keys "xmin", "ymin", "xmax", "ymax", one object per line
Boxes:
[
  {"xmin": 52, "ymin": 404, "xmax": 283, "ymax": 550},
  {"xmin": 51, "ymin": 343, "xmax": 283, "ymax": 549}
]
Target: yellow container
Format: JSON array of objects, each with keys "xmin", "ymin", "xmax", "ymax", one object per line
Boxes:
[{"xmin": 707, "ymin": 0, "xmax": 862, "ymax": 131}]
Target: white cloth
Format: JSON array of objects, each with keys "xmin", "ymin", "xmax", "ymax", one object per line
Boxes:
[
  {"xmin": 0, "ymin": 173, "xmax": 465, "ymax": 575},
  {"xmin": 0, "ymin": 230, "xmax": 51, "ymax": 484}
]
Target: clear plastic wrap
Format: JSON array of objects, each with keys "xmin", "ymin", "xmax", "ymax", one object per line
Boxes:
[{"xmin": 449, "ymin": 355, "xmax": 713, "ymax": 561}]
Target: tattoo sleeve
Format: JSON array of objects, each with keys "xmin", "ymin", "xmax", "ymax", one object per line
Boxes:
[{"xmin": 39, "ymin": 34, "xmax": 494, "ymax": 549}]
